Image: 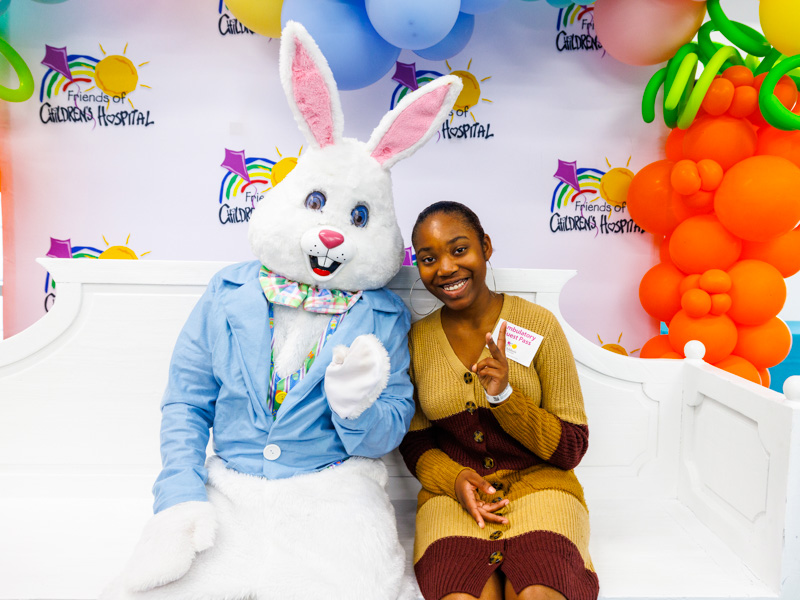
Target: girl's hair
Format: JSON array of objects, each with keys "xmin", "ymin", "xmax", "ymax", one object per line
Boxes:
[{"xmin": 411, "ymin": 201, "xmax": 485, "ymax": 244}]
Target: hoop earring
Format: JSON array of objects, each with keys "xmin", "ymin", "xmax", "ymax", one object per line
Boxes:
[
  {"xmin": 409, "ymin": 278, "xmax": 436, "ymax": 317},
  {"xmin": 488, "ymin": 260, "xmax": 497, "ymax": 294}
]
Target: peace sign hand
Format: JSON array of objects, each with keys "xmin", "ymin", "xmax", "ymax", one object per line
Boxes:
[{"xmin": 471, "ymin": 321, "xmax": 509, "ymax": 398}]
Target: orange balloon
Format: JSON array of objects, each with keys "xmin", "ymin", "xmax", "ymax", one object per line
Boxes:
[
  {"xmin": 727, "ymin": 259, "xmax": 787, "ymax": 325},
  {"xmin": 682, "ymin": 190, "xmax": 714, "ymax": 212},
  {"xmin": 659, "ymin": 236, "xmax": 672, "ymax": 263},
  {"xmin": 668, "ymin": 310, "xmax": 738, "ymax": 363},
  {"xmin": 722, "ymin": 65, "xmax": 755, "ymax": 88},
  {"xmin": 640, "ymin": 334, "xmax": 675, "ymax": 359},
  {"xmin": 671, "ymin": 160, "xmax": 702, "ymax": 195},
  {"xmin": 627, "ymin": 160, "xmax": 695, "ymax": 236},
  {"xmin": 669, "ymin": 214, "xmax": 742, "ymax": 273},
  {"xmin": 662, "ymin": 351, "xmax": 683, "ymax": 359},
  {"xmin": 697, "ymin": 159, "xmax": 723, "ymax": 191},
  {"xmin": 681, "ymin": 288, "xmax": 712, "ymax": 317},
  {"xmin": 683, "ymin": 115, "xmax": 757, "ymax": 171},
  {"xmin": 759, "ymin": 367, "xmax": 770, "ymax": 388},
  {"xmin": 733, "ymin": 317, "xmax": 792, "ymax": 369},
  {"xmin": 714, "ymin": 155, "xmax": 800, "ymax": 242},
  {"xmin": 741, "ymin": 227, "xmax": 800, "ymax": 277},
  {"xmin": 639, "ymin": 262, "xmax": 684, "ymax": 322},
  {"xmin": 714, "ymin": 355, "xmax": 761, "ymax": 384},
  {"xmin": 757, "ymin": 127, "xmax": 800, "ymax": 169},
  {"xmin": 679, "ymin": 273, "xmax": 701, "ymax": 295},
  {"xmin": 699, "ymin": 269, "xmax": 731, "ymax": 293},
  {"xmin": 710, "ymin": 293, "xmax": 732, "ymax": 315},
  {"xmin": 728, "ymin": 85, "xmax": 758, "ymax": 119},
  {"xmin": 665, "ymin": 128, "xmax": 685, "ymax": 162},
  {"xmin": 702, "ymin": 77, "xmax": 735, "ymax": 116}
]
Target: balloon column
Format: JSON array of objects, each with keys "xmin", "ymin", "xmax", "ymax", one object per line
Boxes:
[{"xmin": 631, "ymin": 0, "xmax": 800, "ymax": 386}]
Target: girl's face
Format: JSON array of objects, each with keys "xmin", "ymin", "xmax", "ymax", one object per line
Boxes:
[{"xmin": 413, "ymin": 212, "xmax": 493, "ymax": 312}]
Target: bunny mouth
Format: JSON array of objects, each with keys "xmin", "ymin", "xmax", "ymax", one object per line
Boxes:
[{"xmin": 309, "ymin": 254, "xmax": 342, "ymax": 278}]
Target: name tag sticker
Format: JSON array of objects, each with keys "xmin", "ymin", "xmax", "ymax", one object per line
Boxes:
[{"xmin": 490, "ymin": 319, "xmax": 543, "ymax": 367}]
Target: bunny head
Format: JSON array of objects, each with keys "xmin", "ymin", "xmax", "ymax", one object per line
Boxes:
[{"xmin": 248, "ymin": 21, "xmax": 462, "ymax": 292}]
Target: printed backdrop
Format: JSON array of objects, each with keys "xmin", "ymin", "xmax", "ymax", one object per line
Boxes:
[{"xmin": 0, "ymin": 0, "xmax": 784, "ymax": 357}]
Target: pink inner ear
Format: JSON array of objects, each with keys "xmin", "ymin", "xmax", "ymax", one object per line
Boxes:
[
  {"xmin": 292, "ymin": 39, "xmax": 335, "ymax": 148},
  {"xmin": 371, "ymin": 85, "xmax": 450, "ymax": 166}
]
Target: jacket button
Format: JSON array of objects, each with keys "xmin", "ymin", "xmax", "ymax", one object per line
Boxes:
[
  {"xmin": 263, "ymin": 444, "xmax": 281, "ymax": 460},
  {"xmin": 473, "ymin": 431, "xmax": 484, "ymax": 443},
  {"xmin": 489, "ymin": 551, "xmax": 504, "ymax": 564},
  {"xmin": 490, "ymin": 531, "xmax": 503, "ymax": 540},
  {"xmin": 464, "ymin": 372, "xmax": 473, "ymax": 384},
  {"xmin": 483, "ymin": 457, "xmax": 495, "ymax": 469},
  {"xmin": 466, "ymin": 401, "xmax": 477, "ymax": 414}
]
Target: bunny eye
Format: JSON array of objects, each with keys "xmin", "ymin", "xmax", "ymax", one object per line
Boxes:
[
  {"xmin": 304, "ymin": 191, "xmax": 326, "ymax": 211},
  {"xmin": 351, "ymin": 205, "xmax": 369, "ymax": 228}
]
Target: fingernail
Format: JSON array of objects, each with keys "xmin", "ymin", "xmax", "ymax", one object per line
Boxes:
[{"xmin": 488, "ymin": 487, "xmax": 496, "ymax": 493}]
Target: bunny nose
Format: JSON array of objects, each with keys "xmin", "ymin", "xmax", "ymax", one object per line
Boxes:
[{"xmin": 319, "ymin": 229, "xmax": 344, "ymax": 249}]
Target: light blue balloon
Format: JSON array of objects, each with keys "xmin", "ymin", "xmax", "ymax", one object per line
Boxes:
[
  {"xmin": 460, "ymin": 0, "xmax": 509, "ymax": 15},
  {"xmin": 414, "ymin": 12, "xmax": 474, "ymax": 61},
  {"xmin": 546, "ymin": 0, "xmax": 575, "ymax": 7},
  {"xmin": 365, "ymin": 0, "xmax": 460, "ymax": 50},
  {"xmin": 282, "ymin": 0, "xmax": 401, "ymax": 91},
  {"xmin": 0, "ymin": 0, "xmax": 10, "ymax": 14}
]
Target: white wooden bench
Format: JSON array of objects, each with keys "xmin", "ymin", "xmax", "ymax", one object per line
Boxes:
[{"xmin": 1, "ymin": 259, "xmax": 798, "ymax": 600}]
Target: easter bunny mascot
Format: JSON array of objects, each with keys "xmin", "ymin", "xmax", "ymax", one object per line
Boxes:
[{"xmin": 101, "ymin": 21, "xmax": 462, "ymax": 600}]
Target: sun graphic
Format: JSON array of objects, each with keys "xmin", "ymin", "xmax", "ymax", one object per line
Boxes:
[
  {"xmin": 84, "ymin": 43, "xmax": 150, "ymax": 109},
  {"xmin": 597, "ymin": 333, "xmax": 640, "ymax": 357},
  {"xmin": 599, "ymin": 157, "xmax": 635, "ymax": 208},
  {"xmin": 98, "ymin": 234, "xmax": 151, "ymax": 260},
  {"xmin": 270, "ymin": 146, "xmax": 302, "ymax": 188},
  {"xmin": 445, "ymin": 59, "xmax": 492, "ymax": 123}
]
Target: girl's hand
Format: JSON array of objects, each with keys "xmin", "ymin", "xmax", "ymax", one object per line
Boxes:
[
  {"xmin": 454, "ymin": 470, "xmax": 509, "ymax": 528},
  {"xmin": 472, "ymin": 321, "xmax": 509, "ymax": 397}
]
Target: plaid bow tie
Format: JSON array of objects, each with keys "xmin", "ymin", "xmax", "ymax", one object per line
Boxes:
[{"xmin": 258, "ymin": 266, "xmax": 361, "ymax": 314}]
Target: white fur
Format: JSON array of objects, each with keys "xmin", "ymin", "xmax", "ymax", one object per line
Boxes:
[
  {"xmin": 102, "ymin": 457, "xmax": 415, "ymax": 600},
  {"xmin": 325, "ymin": 334, "xmax": 392, "ymax": 420},
  {"xmin": 272, "ymin": 305, "xmax": 330, "ymax": 378}
]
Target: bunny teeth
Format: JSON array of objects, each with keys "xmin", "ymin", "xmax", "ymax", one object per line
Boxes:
[{"xmin": 310, "ymin": 254, "xmax": 342, "ymax": 277}]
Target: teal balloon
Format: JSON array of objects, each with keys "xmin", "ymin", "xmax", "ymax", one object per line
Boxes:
[
  {"xmin": 0, "ymin": 0, "xmax": 10, "ymax": 13},
  {"xmin": 414, "ymin": 12, "xmax": 474, "ymax": 61},
  {"xmin": 546, "ymin": 0, "xmax": 574, "ymax": 7},
  {"xmin": 282, "ymin": 0, "xmax": 400, "ymax": 90},
  {"xmin": 460, "ymin": 0, "xmax": 509, "ymax": 14},
  {"xmin": 365, "ymin": 0, "xmax": 460, "ymax": 50}
]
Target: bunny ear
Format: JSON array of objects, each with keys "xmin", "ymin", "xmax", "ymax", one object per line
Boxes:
[
  {"xmin": 366, "ymin": 75, "xmax": 463, "ymax": 170},
  {"xmin": 279, "ymin": 21, "xmax": 344, "ymax": 149}
]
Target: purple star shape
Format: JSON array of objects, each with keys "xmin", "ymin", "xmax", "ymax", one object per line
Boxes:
[
  {"xmin": 221, "ymin": 149, "xmax": 250, "ymax": 182},
  {"xmin": 554, "ymin": 159, "xmax": 580, "ymax": 193},
  {"xmin": 392, "ymin": 62, "xmax": 418, "ymax": 91},
  {"xmin": 42, "ymin": 45, "xmax": 73, "ymax": 81},
  {"xmin": 46, "ymin": 237, "xmax": 72, "ymax": 259}
]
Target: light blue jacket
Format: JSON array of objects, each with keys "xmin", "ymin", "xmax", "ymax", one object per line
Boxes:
[{"xmin": 152, "ymin": 261, "xmax": 414, "ymax": 513}]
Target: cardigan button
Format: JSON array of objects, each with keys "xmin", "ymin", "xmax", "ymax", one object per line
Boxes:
[
  {"xmin": 489, "ymin": 551, "xmax": 504, "ymax": 565},
  {"xmin": 464, "ymin": 372, "xmax": 473, "ymax": 384},
  {"xmin": 483, "ymin": 457, "xmax": 495, "ymax": 469},
  {"xmin": 466, "ymin": 401, "xmax": 477, "ymax": 414},
  {"xmin": 263, "ymin": 444, "xmax": 281, "ymax": 460},
  {"xmin": 490, "ymin": 531, "xmax": 503, "ymax": 540},
  {"xmin": 473, "ymin": 431, "xmax": 484, "ymax": 443}
]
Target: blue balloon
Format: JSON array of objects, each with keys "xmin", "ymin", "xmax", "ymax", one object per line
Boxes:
[
  {"xmin": 282, "ymin": 0, "xmax": 401, "ymax": 91},
  {"xmin": 460, "ymin": 0, "xmax": 509, "ymax": 15},
  {"xmin": 414, "ymin": 12, "xmax": 474, "ymax": 61},
  {"xmin": 365, "ymin": 0, "xmax": 460, "ymax": 50},
  {"xmin": 0, "ymin": 0, "xmax": 10, "ymax": 13}
]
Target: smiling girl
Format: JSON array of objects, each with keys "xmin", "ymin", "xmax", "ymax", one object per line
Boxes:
[{"xmin": 399, "ymin": 202, "xmax": 598, "ymax": 600}]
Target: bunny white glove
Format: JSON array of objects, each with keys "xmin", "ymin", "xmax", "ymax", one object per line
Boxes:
[
  {"xmin": 324, "ymin": 333, "xmax": 391, "ymax": 420},
  {"xmin": 121, "ymin": 500, "xmax": 217, "ymax": 592}
]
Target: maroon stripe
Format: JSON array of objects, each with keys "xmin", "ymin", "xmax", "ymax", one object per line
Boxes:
[
  {"xmin": 504, "ymin": 530, "xmax": 599, "ymax": 600},
  {"xmin": 415, "ymin": 531, "xmax": 598, "ymax": 600},
  {"xmin": 433, "ymin": 408, "xmax": 542, "ymax": 476},
  {"xmin": 399, "ymin": 428, "xmax": 438, "ymax": 476},
  {"xmin": 549, "ymin": 422, "xmax": 589, "ymax": 471}
]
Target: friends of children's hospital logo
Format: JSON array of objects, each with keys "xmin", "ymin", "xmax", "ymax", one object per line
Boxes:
[
  {"xmin": 390, "ymin": 60, "xmax": 494, "ymax": 141},
  {"xmin": 550, "ymin": 159, "xmax": 644, "ymax": 236},
  {"xmin": 218, "ymin": 147, "xmax": 300, "ymax": 225},
  {"xmin": 555, "ymin": 4, "xmax": 602, "ymax": 53},
  {"xmin": 39, "ymin": 44, "xmax": 154, "ymax": 128},
  {"xmin": 218, "ymin": 1, "xmax": 255, "ymax": 36}
]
